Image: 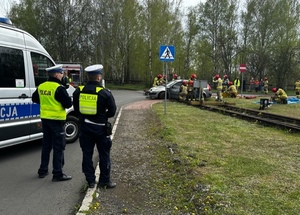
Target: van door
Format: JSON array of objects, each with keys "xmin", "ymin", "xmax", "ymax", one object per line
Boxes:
[
  {"xmin": 0, "ymin": 46, "xmax": 31, "ymax": 148},
  {"xmin": 28, "ymin": 51, "xmax": 55, "ymax": 138}
]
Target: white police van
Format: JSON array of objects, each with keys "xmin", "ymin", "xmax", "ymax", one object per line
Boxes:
[{"xmin": 0, "ymin": 17, "xmax": 79, "ymax": 149}]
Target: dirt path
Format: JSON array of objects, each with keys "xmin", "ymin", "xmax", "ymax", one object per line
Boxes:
[{"xmin": 89, "ymin": 100, "xmax": 170, "ymax": 214}]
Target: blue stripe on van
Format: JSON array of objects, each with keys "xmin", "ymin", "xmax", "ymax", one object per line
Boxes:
[{"xmin": 0, "ymin": 103, "xmax": 40, "ymax": 121}]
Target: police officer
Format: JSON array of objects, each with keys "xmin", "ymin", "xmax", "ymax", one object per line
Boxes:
[
  {"xmin": 32, "ymin": 64, "xmax": 73, "ymax": 181},
  {"xmin": 72, "ymin": 64, "xmax": 117, "ymax": 189}
]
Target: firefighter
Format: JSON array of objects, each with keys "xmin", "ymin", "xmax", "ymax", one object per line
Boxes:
[
  {"xmin": 179, "ymin": 80, "xmax": 188, "ymax": 101},
  {"xmin": 294, "ymin": 78, "xmax": 300, "ymax": 96},
  {"xmin": 222, "ymin": 75, "xmax": 229, "ymax": 92},
  {"xmin": 271, "ymin": 87, "xmax": 288, "ymax": 104},
  {"xmin": 172, "ymin": 73, "xmax": 178, "ymax": 81},
  {"xmin": 264, "ymin": 77, "xmax": 269, "ymax": 94},
  {"xmin": 190, "ymin": 73, "xmax": 197, "ymax": 81},
  {"xmin": 213, "ymin": 74, "xmax": 223, "ymax": 101},
  {"xmin": 153, "ymin": 74, "xmax": 163, "ymax": 87},
  {"xmin": 187, "ymin": 74, "xmax": 197, "ymax": 101},
  {"xmin": 227, "ymin": 81, "xmax": 238, "ymax": 98}
]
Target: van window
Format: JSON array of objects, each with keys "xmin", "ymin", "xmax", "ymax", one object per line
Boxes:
[
  {"xmin": 0, "ymin": 46, "xmax": 25, "ymax": 88},
  {"xmin": 31, "ymin": 52, "xmax": 54, "ymax": 86}
]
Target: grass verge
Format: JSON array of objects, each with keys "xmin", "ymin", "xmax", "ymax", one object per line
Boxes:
[{"xmin": 148, "ymin": 99, "xmax": 300, "ymax": 215}]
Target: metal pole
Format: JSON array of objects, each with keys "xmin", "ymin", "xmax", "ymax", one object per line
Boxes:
[
  {"xmin": 101, "ymin": 13, "xmax": 105, "ymax": 87},
  {"xmin": 101, "ymin": 13, "xmax": 104, "ymax": 65},
  {"xmin": 241, "ymin": 72, "xmax": 244, "ymax": 97},
  {"xmin": 164, "ymin": 62, "xmax": 168, "ymax": 114}
]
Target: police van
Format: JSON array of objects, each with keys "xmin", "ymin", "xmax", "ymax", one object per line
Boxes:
[{"xmin": 0, "ymin": 17, "xmax": 79, "ymax": 149}]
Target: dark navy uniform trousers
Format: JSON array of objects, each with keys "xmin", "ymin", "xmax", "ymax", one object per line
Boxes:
[
  {"xmin": 38, "ymin": 119, "xmax": 65, "ymax": 177},
  {"xmin": 79, "ymin": 122, "xmax": 112, "ymax": 184}
]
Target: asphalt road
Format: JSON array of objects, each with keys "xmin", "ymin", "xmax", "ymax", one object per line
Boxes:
[{"xmin": 0, "ymin": 90, "xmax": 146, "ymax": 215}]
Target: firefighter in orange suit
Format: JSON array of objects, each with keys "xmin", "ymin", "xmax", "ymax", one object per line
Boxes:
[
  {"xmin": 213, "ymin": 75, "xmax": 223, "ymax": 101},
  {"xmin": 227, "ymin": 81, "xmax": 238, "ymax": 98},
  {"xmin": 271, "ymin": 87, "xmax": 288, "ymax": 104}
]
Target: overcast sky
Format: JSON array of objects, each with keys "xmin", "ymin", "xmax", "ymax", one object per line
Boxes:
[{"xmin": 0, "ymin": 0, "xmax": 201, "ymax": 18}]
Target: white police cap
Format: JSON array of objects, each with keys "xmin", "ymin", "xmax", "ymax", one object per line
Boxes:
[
  {"xmin": 46, "ymin": 64, "xmax": 63, "ymax": 73},
  {"xmin": 84, "ymin": 64, "xmax": 103, "ymax": 74}
]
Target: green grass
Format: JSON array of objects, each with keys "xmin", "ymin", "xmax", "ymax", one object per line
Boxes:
[{"xmin": 148, "ymin": 99, "xmax": 300, "ymax": 215}]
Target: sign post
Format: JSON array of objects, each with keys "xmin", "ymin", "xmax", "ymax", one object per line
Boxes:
[
  {"xmin": 239, "ymin": 64, "xmax": 246, "ymax": 97},
  {"xmin": 159, "ymin": 45, "xmax": 175, "ymax": 114}
]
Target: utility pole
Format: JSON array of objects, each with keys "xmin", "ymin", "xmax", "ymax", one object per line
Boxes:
[
  {"xmin": 100, "ymin": 12, "xmax": 105, "ymax": 86},
  {"xmin": 100, "ymin": 12, "xmax": 105, "ymax": 66}
]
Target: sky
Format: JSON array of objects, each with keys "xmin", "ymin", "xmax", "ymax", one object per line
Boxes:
[{"xmin": 0, "ymin": 0, "xmax": 201, "ymax": 18}]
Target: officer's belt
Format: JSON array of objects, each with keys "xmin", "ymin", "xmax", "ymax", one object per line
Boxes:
[{"xmin": 84, "ymin": 119, "xmax": 105, "ymax": 126}]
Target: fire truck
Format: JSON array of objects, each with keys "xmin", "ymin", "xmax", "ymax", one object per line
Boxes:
[{"xmin": 62, "ymin": 63, "xmax": 83, "ymax": 87}]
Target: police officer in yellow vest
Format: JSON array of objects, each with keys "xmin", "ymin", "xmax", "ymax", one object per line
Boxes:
[
  {"xmin": 32, "ymin": 64, "xmax": 73, "ymax": 181},
  {"xmin": 72, "ymin": 64, "xmax": 117, "ymax": 189}
]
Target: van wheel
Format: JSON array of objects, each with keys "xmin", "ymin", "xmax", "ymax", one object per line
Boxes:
[{"xmin": 65, "ymin": 115, "xmax": 79, "ymax": 143}]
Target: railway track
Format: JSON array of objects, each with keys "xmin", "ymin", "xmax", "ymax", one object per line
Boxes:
[{"xmin": 198, "ymin": 103, "xmax": 300, "ymax": 132}]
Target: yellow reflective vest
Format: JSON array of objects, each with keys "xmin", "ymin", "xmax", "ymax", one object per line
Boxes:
[
  {"xmin": 78, "ymin": 86, "xmax": 103, "ymax": 115},
  {"xmin": 38, "ymin": 82, "xmax": 66, "ymax": 120}
]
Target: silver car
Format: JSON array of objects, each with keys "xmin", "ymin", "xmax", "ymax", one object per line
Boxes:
[{"xmin": 145, "ymin": 79, "xmax": 212, "ymax": 100}]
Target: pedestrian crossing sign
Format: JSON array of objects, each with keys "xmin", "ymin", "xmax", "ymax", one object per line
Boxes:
[{"xmin": 159, "ymin": 45, "xmax": 175, "ymax": 62}]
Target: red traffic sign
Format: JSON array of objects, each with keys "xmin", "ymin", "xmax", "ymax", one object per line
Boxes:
[{"xmin": 239, "ymin": 64, "xmax": 246, "ymax": 72}]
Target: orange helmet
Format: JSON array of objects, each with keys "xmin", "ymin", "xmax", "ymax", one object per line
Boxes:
[
  {"xmin": 214, "ymin": 75, "xmax": 220, "ymax": 80},
  {"xmin": 182, "ymin": 80, "xmax": 187, "ymax": 86},
  {"xmin": 228, "ymin": 81, "xmax": 233, "ymax": 86},
  {"xmin": 191, "ymin": 74, "xmax": 197, "ymax": 79},
  {"xmin": 189, "ymin": 80, "xmax": 194, "ymax": 86},
  {"xmin": 157, "ymin": 74, "xmax": 162, "ymax": 79},
  {"xmin": 272, "ymin": 88, "xmax": 277, "ymax": 93},
  {"xmin": 173, "ymin": 73, "xmax": 178, "ymax": 79}
]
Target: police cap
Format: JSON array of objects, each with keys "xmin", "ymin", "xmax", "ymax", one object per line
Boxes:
[
  {"xmin": 84, "ymin": 64, "xmax": 103, "ymax": 74},
  {"xmin": 46, "ymin": 64, "xmax": 63, "ymax": 73}
]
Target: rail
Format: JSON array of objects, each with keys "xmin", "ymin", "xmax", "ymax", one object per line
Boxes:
[{"xmin": 197, "ymin": 103, "xmax": 300, "ymax": 132}]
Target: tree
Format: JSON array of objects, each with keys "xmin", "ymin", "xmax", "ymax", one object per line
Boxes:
[{"xmin": 197, "ymin": 0, "xmax": 239, "ymax": 79}]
